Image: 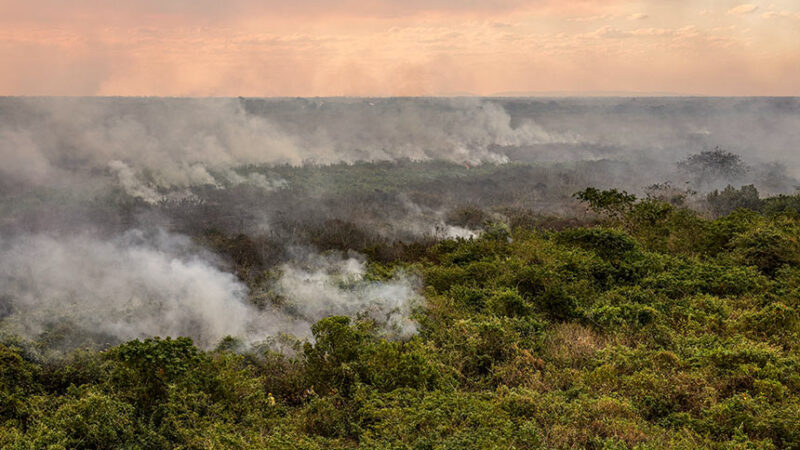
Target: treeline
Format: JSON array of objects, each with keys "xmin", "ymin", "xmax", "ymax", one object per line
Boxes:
[
  {"xmin": 3, "ymin": 189, "xmax": 800, "ymax": 448},
  {"xmin": 706, "ymin": 185, "xmax": 800, "ymax": 218}
]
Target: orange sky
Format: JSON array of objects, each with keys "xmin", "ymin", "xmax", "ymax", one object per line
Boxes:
[{"xmin": 1, "ymin": 0, "xmax": 798, "ymax": 96}]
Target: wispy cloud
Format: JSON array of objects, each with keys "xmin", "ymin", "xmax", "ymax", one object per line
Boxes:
[
  {"xmin": 727, "ymin": 4, "xmax": 759, "ymax": 15},
  {"xmin": 761, "ymin": 10, "xmax": 800, "ymax": 20}
]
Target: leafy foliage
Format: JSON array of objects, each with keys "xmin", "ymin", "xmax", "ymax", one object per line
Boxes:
[
  {"xmin": 4, "ymin": 187, "xmax": 800, "ymax": 448},
  {"xmin": 679, "ymin": 147, "xmax": 748, "ymax": 186},
  {"xmin": 574, "ymin": 187, "xmax": 637, "ymax": 220}
]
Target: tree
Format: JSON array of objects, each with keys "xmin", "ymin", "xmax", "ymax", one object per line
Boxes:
[
  {"xmin": 706, "ymin": 185, "xmax": 761, "ymax": 217},
  {"xmin": 574, "ymin": 187, "xmax": 636, "ymax": 221},
  {"xmin": 678, "ymin": 147, "xmax": 747, "ymax": 186},
  {"xmin": 107, "ymin": 337, "xmax": 204, "ymax": 413},
  {"xmin": 303, "ymin": 316, "xmax": 369, "ymax": 398}
]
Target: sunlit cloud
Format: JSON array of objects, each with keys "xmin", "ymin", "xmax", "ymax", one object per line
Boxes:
[
  {"xmin": 761, "ymin": 10, "xmax": 800, "ymax": 20},
  {"xmin": 0, "ymin": 0, "xmax": 797, "ymax": 96},
  {"xmin": 727, "ymin": 4, "xmax": 759, "ymax": 15}
]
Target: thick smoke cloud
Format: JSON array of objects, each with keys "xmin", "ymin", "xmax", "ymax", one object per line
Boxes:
[
  {"xmin": 0, "ymin": 98, "xmax": 299, "ymax": 198},
  {"xmin": 2, "ymin": 97, "xmax": 798, "ymax": 200},
  {"xmin": 275, "ymin": 251, "xmax": 421, "ymax": 339},
  {"xmin": 0, "ymin": 97, "xmax": 572, "ymax": 199},
  {"xmin": 0, "ymin": 230, "xmax": 250, "ymax": 349},
  {"xmin": 0, "ymin": 230, "xmax": 421, "ymax": 350}
]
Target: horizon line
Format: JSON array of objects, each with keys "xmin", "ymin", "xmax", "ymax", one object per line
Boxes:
[{"xmin": 2, "ymin": 94, "xmax": 799, "ymax": 99}]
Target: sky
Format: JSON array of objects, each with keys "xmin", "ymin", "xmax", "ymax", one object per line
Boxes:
[{"xmin": 0, "ymin": 0, "xmax": 798, "ymax": 96}]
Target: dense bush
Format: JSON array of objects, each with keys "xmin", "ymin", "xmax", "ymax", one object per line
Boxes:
[
  {"xmin": 3, "ymin": 189, "xmax": 800, "ymax": 448},
  {"xmin": 706, "ymin": 184, "xmax": 762, "ymax": 217}
]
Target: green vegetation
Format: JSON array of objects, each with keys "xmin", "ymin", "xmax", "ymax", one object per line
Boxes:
[{"xmin": 4, "ymin": 188, "xmax": 800, "ymax": 448}]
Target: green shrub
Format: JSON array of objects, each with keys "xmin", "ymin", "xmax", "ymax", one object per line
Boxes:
[
  {"xmin": 556, "ymin": 227, "xmax": 640, "ymax": 261},
  {"xmin": 486, "ymin": 288, "xmax": 531, "ymax": 317},
  {"xmin": 0, "ymin": 345, "xmax": 41, "ymax": 428},
  {"xmin": 25, "ymin": 390, "xmax": 135, "ymax": 449},
  {"xmin": 733, "ymin": 227, "xmax": 800, "ymax": 276},
  {"xmin": 107, "ymin": 337, "xmax": 205, "ymax": 413},
  {"xmin": 301, "ymin": 394, "xmax": 356, "ymax": 439},
  {"xmin": 303, "ymin": 317, "xmax": 368, "ymax": 398},
  {"xmin": 707, "ymin": 184, "xmax": 762, "ymax": 217},
  {"xmin": 574, "ymin": 187, "xmax": 637, "ymax": 220},
  {"xmin": 761, "ymin": 194, "xmax": 800, "ymax": 217}
]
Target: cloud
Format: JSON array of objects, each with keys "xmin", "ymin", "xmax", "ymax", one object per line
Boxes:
[
  {"xmin": 0, "ymin": 0, "xmax": 797, "ymax": 96},
  {"xmin": 761, "ymin": 10, "xmax": 800, "ymax": 20},
  {"xmin": 569, "ymin": 14, "xmax": 615, "ymax": 23},
  {"xmin": 0, "ymin": 0, "xmax": 538, "ymax": 24},
  {"xmin": 584, "ymin": 25, "xmax": 704, "ymax": 40},
  {"xmin": 727, "ymin": 4, "xmax": 759, "ymax": 15}
]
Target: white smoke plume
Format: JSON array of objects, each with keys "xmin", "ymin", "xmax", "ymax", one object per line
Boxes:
[
  {"xmin": 220, "ymin": 169, "xmax": 289, "ymax": 192},
  {"xmin": 107, "ymin": 160, "xmax": 288, "ymax": 204},
  {"xmin": 108, "ymin": 160, "xmax": 165, "ymax": 204},
  {"xmin": 0, "ymin": 231, "xmax": 421, "ymax": 350},
  {"xmin": 4, "ymin": 97, "xmax": 797, "ymax": 201},
  {"xmin": 274, "ymin": 251, "xmax": 421, "ymax": 339},
  {"xmin": 0, "ymin": 230, "xmax": 251, "ymax": 349},
  {"xmin": 393, "ymin": 197, "xmax": 480, "ymax": 239},
  {"xmin": 0, "ymin": 97, "xmax": 569, "ymax": 198}
]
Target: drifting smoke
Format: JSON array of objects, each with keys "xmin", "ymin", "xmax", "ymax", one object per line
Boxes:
[
  {"xmin": 0, "ymin": 230, "xmax": 251, "ymax": 349},
  {"xmin": 2, "ymin": 97, "xmax": 797, "ymax": 200},
  {"xmin": 1, "ymin": 97, "xmax": 798, "ymax": 352},
  {"xmin": 107, "ymin": 160, "xmax": 288, "ymax": 204},
  {"xmin": 108, "ymin": 160, "xmax": 165, "ymax": 204},
  {"xmin": 392, "ymin": 197, "xmax": 480, "ymax": 239},
  {"xmin": 0, "ymin": 97, "xmax": 571, "ymax": 197},
  {"xmin": 0, "ymin": 230, "xmax": 420, "ymax": 350},
  {"xmin": 275, "ymin": 251, "xmax": 421, "ymax": 339},
  {"xmin": 222, "ymin": 170, "xmax": 288, "ymax": 191}
]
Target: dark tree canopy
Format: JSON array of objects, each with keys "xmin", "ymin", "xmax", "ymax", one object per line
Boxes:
[{"xmin": 678, "ymin": 147, "xmax": 747, "ymax": 185}]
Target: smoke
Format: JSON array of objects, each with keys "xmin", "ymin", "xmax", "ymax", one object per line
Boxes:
[
  {"xmin": 274, "ymin": 98, "xmax": 573, "ymax": 165},
  {"xmin": 392, "ymin": 197, "xmax": 480, "ymax": 239},
  {"xmin": 4, "ymin": 96, "xmax": 797, "ymax": 201},
  {"xmin": 3, "ymin": 97, "xmax": 798, "ymax": 200},
  {"xmin": 0, "ymin": 128, "xmax": 53, "ymax": 185},
  {"xmin": 0, "ymin": 230, "xmax": 251, "ymax": 348},
  {"xmin": 0, "ymin": 97, "xmax": 570, "ymax": 196},
  {"xmin": 107, "ymin": 159, "xmax": 288, "ymax": 204},
  {"xmin": 108, "ymin": 160, "xmax": 164, "ymax": 204},
  {"xmin": 0, "ymin": 98, "xmax": 299, "ymax": 199},
  {"xmin": 1, "ymin": 96, "xmax": 798, "ymax": 352},
  {"xmin": 0, "ymin": 230, "xmax": 421, "ymax": 350},
  {"xmin": 221, "ymin": 169, "xmax": 288, "ymax": 192},
  {"xmin": 274, "ymin": 251, "xmax": 421, "ymax": 339}
]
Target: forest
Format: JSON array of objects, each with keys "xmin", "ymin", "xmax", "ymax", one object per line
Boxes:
[{"xmin": 1, "ymin": 97, "xmax": 800, "ymax": 448}]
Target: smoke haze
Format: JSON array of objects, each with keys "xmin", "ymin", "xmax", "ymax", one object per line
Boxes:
[
  {"xmin": 0, "ymin": 230, "xmax": 420, "ymax": 350},
  {"xmin": 2, "ymin": 97, "xmax": 798, "ymax": 195},
  {"xmin": 1, "ymin": 96, "xmax": 798, "ymax": 352}
]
